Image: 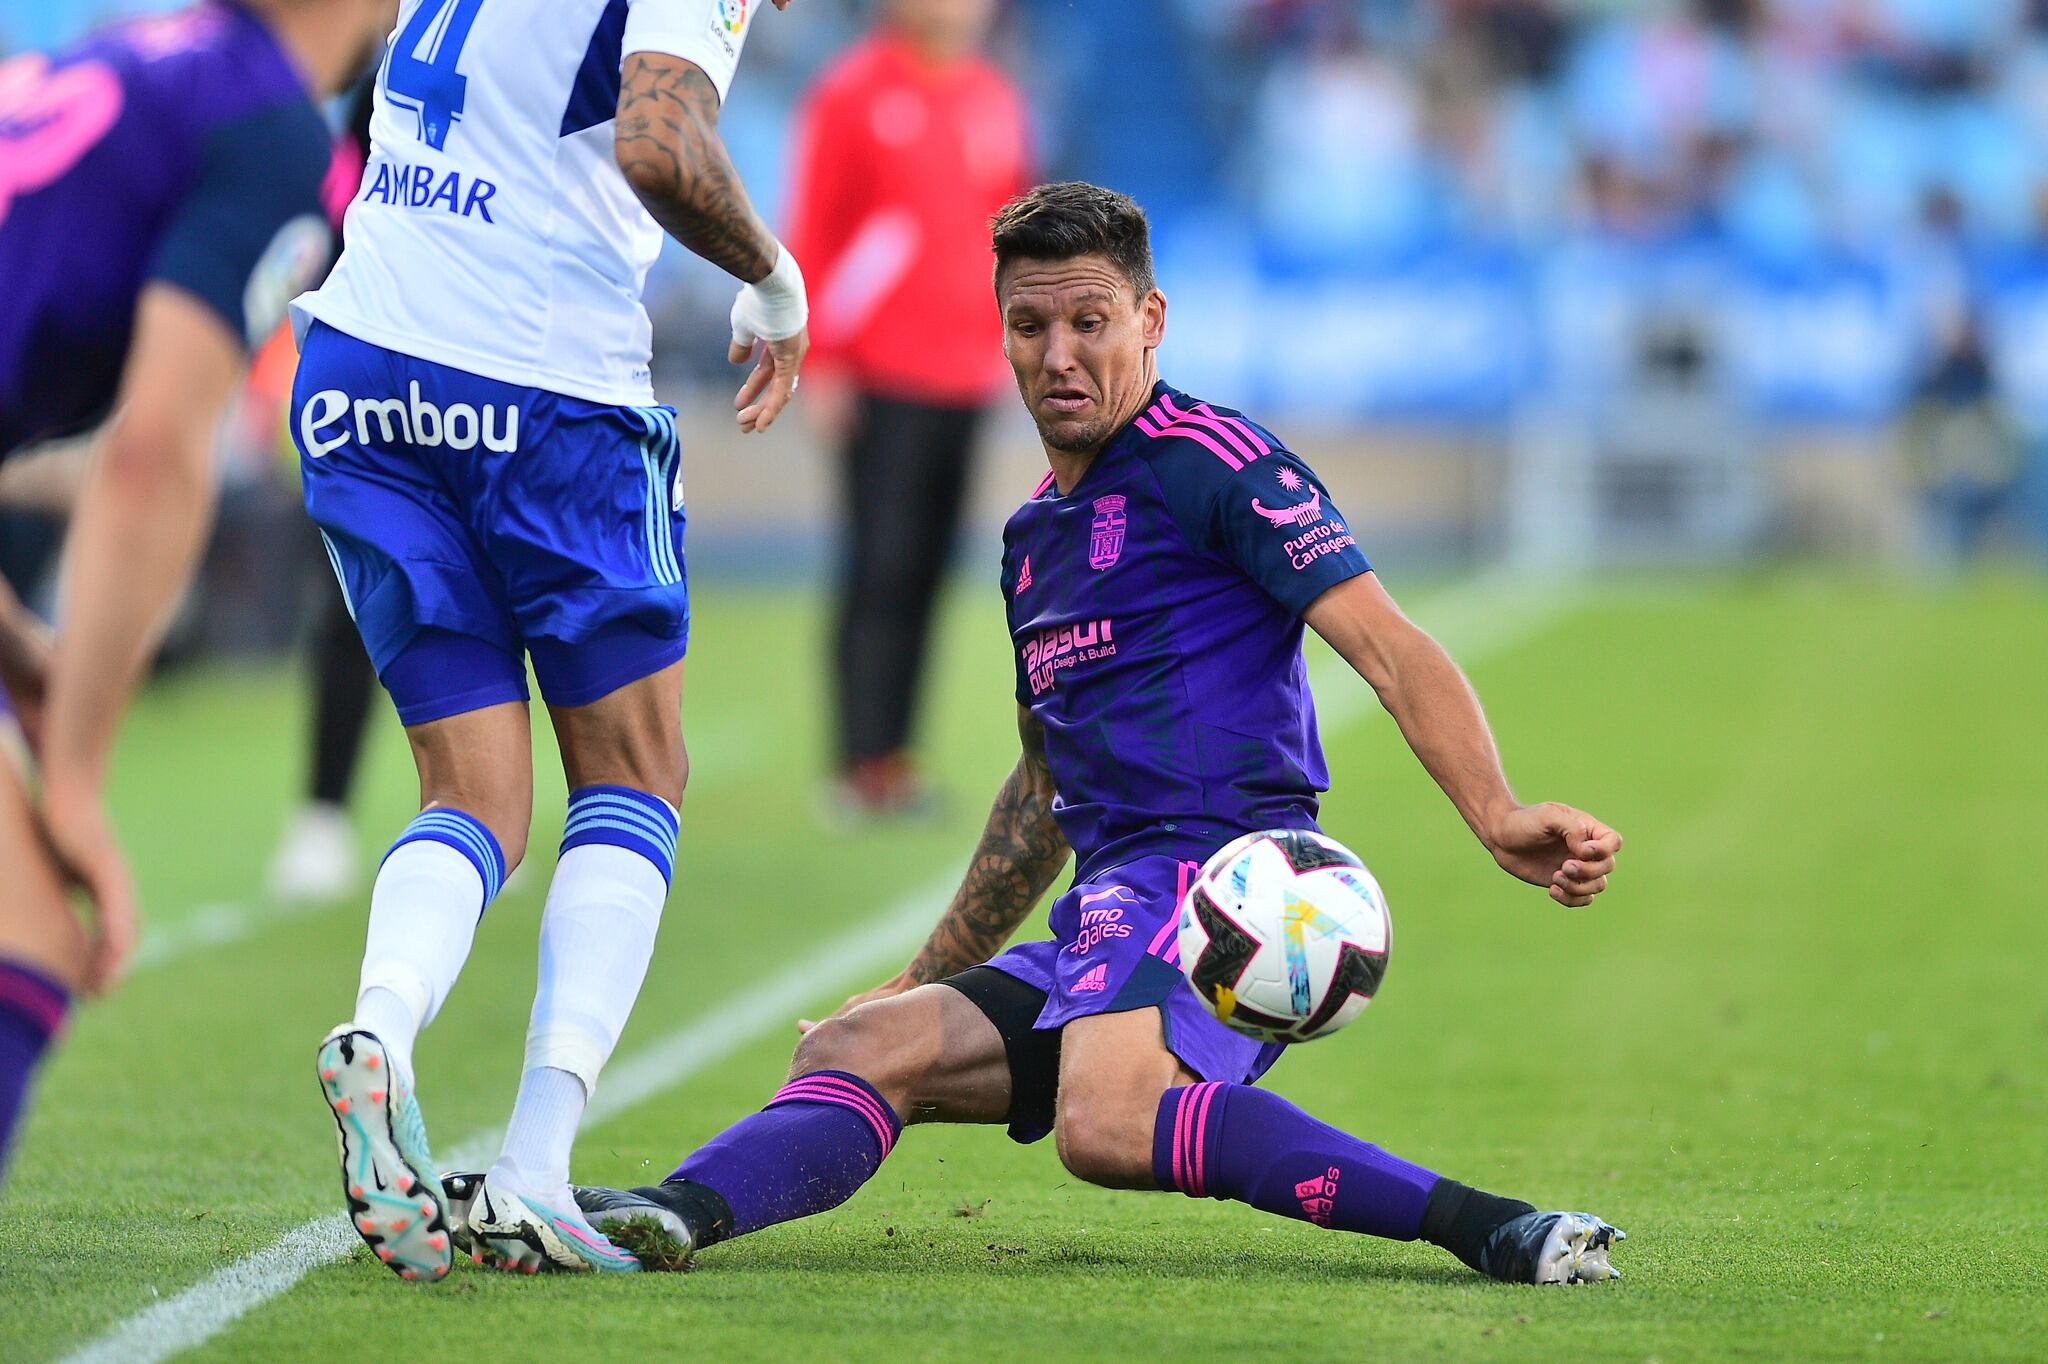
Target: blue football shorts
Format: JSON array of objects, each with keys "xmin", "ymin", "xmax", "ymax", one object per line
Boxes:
[{"xmin": 292, "ymin": 320, "xmax": 689, "ymax": 726}]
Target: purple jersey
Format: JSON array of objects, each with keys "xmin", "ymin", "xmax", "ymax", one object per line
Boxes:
[
  {"xmin": 1002, "ymin": 382, "xmax": 1372, "ymax": 881},
  {"xmin": 0, "ymin": 2, "xmax": 331, "ymax": 458}
]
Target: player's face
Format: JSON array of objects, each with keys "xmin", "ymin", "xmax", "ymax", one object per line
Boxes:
[{"xmin": 1000, "ymin": 255, "xmax": 1166, "ymax": 455}]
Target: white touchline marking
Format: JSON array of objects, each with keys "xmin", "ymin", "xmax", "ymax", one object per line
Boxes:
[
  {"xmin": 68, "ymin": 573, "xmax": 1574, "ymax": 1363},
  {"xmin": 61, "ymin": 872, "xmax": 957, "ymax": 1364}
]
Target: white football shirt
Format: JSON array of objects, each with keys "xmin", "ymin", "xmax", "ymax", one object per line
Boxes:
[{"xmin": 294, "ymin": 0, "xmax": 759, "ymax": 406}]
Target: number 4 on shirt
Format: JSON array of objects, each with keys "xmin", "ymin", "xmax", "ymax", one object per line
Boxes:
[{"xmin": 384, "ymin": 0, "xmax": 485, "ymax": 151}]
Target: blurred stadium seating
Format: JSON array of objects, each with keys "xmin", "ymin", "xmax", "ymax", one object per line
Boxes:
[{"xmin": 11, "ymin": 0, "xmax": 2047, "ymax": 575}]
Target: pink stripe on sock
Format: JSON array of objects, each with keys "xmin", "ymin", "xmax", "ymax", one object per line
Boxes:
[
  {"xmin": 1178, "ymin": 1085, "xmax": 1199, "ymax": 1196},
  {"xmin": 1172, "ymin": 1088, "xmax": 1192, "ymax": 1192},
  {"xmin": 1191, "ymin": 1082, "xmax": 1221, "ymax": 1197},
  {"xmin": 774, "ymin": 1076, "xmax": 891, "ymax": 1137},
  {"xmin": 774, "ymin": 1076, "xmax": 898, "ymax": 1158},
  {"xmin": 773, "ymin": 1080, "xmax": 894, "ymax": 1158},
  {"xmin": 1195, "ymin": 402, "xmax": 1271, "ymax": 456},
  {"xmin": 1159, "ymin": 394, "xmax": 1260, "ymax": 466},
  {"xmin": 0, "ymin": 970, "xmax": 67, "ymax": 1038},
  {"xmin": 1156, "ymin": 421, "xmax": 1241, "ymax": 469}
]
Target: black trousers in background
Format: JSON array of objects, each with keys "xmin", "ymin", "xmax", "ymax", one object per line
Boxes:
[
  {"xmin": 833, "ymin": 392, "xmax": 984, "ymax": 768},
  {"xmin": 307, "ymin": 561, "xmax": 376, "ymax": 806}
]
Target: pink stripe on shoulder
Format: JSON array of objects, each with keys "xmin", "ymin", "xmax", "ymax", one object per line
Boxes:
[
  {"xmin": 1160, "ymin": 394, "xmax": 1260, "ymax": 465},
  {"xmin": 1195, "ymin": 402, "xmax": 1271, "ymax": 456},
  {"xmin": 1156, "ymin": 421, "xmax": 1242, "ymax": 470}
]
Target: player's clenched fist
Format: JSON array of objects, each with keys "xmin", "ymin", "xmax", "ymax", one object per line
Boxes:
[{"xmin": 1483, "ymin": 802, "xmax": 1622, "ymax": 907}]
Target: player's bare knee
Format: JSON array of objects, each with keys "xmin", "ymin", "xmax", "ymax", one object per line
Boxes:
[{"xmin": 790, "ymin": 1004, "xmax": 930, "ymax": 1114}]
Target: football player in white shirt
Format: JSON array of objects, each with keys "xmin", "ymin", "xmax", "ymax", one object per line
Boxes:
[{"xmin": 292, "ymin": 0, "xmax": 808, "ymax": 1280}]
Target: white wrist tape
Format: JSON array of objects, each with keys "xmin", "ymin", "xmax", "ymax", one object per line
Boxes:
[{"xmin": 731, "ymin": 244, "xmax": 808, "ymax": 347}]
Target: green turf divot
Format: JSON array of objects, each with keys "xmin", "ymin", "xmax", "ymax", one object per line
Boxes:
[{"xmin": 609, "ymin": 1216, "xmax": 695, "ymax": 1273}]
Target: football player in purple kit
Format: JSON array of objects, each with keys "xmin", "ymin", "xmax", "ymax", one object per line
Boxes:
[
  {"xmin": 0, "ymin": 0, "xmax": 393, "ymax": 1186},
  {"xmin": 540, "ymin": 182, "xmax": 1631, "ymax": 1283}
]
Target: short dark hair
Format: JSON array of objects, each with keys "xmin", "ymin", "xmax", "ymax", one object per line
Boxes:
[{"xmin": 990, "ymin": 181, "xmax": 1155, "ymax": 298}]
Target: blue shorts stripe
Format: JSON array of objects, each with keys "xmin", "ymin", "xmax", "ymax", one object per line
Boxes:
[
  {"xmin": 319, "ymin": 532, "xmax": 357, "ymax": 621},
  {"xmin": 649, "ymin": 407, "xmax": 681, "ymax": 585},
  {"xmin": 632, "ymin": 408, "xmax": 681, "ymax": 588},
  {"xmin": 633, "ymin": 409, "xmax": 662, "ymax": 587}
]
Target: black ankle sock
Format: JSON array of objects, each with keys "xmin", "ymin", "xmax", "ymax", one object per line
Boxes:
[
  {"xmin": 650, "ymin": 1177, "xmax": 735, "ymax": 1249},
  {"xmin": 1419, "ymin": 1178, "xmax": 1535, "ymax": 1273}
]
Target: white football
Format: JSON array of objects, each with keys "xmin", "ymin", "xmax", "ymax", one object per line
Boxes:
[{"xmin": 1176, "ymin": 829, "xmax": 1391, "ymax": 1043}]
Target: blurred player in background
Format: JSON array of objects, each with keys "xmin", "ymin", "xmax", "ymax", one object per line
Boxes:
[
  {"xmin": 267, "ymin": 75, "xmax": 381, "ymax": 905},
  {"xmin": 788, "ymin": 0, "xmax": 1029, "ymax": 817},
  {"xmin": 0, "ymin": 0, "xmax": 392, "ymax": 1190},
  {"xmin": 558, "ymin": 183, "xmax": 1629, "ymax": 1285},
  {"xmin": 294, "ymin": 0, "xmax": 808, "ymax": 1280}
]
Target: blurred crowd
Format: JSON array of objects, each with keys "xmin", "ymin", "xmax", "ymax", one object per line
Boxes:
[{"xmin": 11, "ymin": 0, "xmax": 2048, "ymax": 559}]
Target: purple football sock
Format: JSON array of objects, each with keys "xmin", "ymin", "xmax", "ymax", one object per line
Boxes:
[
  {"xmin": 0, "ymin": 958, "xmax": 70, "ymax": 1186},
  {"xmin": 1152, "ymin": 1082, "xmax": 1438, "ymax": 1240},
  {"xmin": 671, "ymin": 1069, "xmax": 901, "ymax": 1238}
]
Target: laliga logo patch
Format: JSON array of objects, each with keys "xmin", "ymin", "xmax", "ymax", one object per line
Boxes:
[
  {"xmin": 242, "ymin": 214, "xmax": 331, "ymax": 346},
  {"xmin": 1252, "ymin": 465, "xmax": 1322, "ymax": 530},
  {"xmin": 1089, "ymin": 495, "xmax": 1127, "ymax": 571},
  {"xmin": 720, "ymin": 0, "xmax": 749, "ymax": 34}
]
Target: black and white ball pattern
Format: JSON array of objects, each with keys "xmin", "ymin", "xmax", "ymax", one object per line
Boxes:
[{"xmin": 1176, "ymin": 830, "xmax": 1392, "ymax": 1044}]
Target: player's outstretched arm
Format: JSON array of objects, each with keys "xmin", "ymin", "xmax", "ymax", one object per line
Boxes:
[
  {"xmin": 800, "ymin": 706, "xmax": 1070, "ymax": 1028},
  {"xmin": 36, "ymin": 284, "xmax": 242, "ymax": 992},
  {"xmin": 615, "ymin": 49, "xmax": 808, "ymax": 433},
  {"xmin": 1303, "ymin": 572, "xmax": 1621, "ymax": 907}
]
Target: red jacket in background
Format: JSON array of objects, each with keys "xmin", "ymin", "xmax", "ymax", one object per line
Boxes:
[{"xmin": 785, "ymin": 31, "xmax": 1031, "ymax": 408}]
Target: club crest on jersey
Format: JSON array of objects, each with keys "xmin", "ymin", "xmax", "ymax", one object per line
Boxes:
[
  {"xmin": 1252, "ymin": 466, "xmax": 1322, "ymax": 530},
  {"xmin": 1089, "ymin": 495, "xmax": 1127, "ymax": 570}
]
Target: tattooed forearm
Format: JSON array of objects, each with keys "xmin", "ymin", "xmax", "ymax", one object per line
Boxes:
[
  {"xmin": 903, "ymin": 715, "xmax": 1070, "ymax": 985},
  {"xmin": 614, "ymin": 52, "xmax": 777, "ymax": 282}
]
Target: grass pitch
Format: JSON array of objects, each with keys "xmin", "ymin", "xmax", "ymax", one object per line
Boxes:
[{"xmin": 2, "ymin": 574, "xmax": 2044, "ymax": 1362}]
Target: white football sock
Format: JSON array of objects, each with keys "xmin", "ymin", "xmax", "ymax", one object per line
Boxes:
[
  {"xmin": 490, "ymin": 1066, "xmax": 587, "ymax": 1199},
  {"xmin": 352, "ymin": 838, "xmax": 491, "ymax": 1089},
  {"xmin": 496, "ymin": 837, "xmax": 669, "ymax": 1190}
]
